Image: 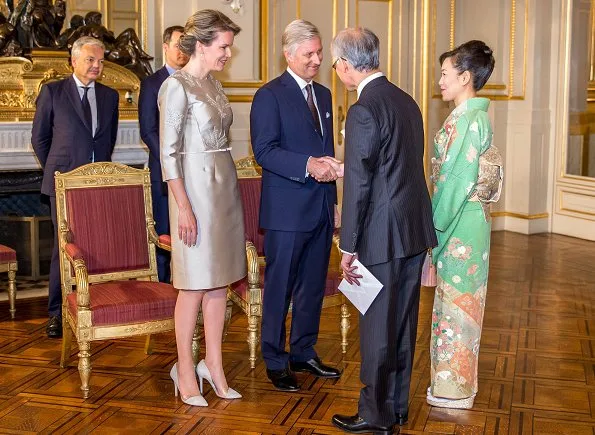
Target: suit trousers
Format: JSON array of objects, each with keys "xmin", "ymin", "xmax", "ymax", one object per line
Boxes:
[
  {"xmin": 151, "ymin": 182, "xmax": 171, "ymax": 283},
  {"xmin": 261, "ymin": 209, "xmax": 333, "ymax": 370},
  {"xmin": 48, "ymin": 196, "xmax": 61, "ymax": 317},
  {"xmin": 358, "ymin": 250, "xmax": 426, "ymax": 427}
]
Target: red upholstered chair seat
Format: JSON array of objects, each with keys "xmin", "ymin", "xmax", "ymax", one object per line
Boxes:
[
  {"xmin": 66, "ymin": 281, "xmax": 178, "ymax": 326},
  {"xmin": 0, "ymin": 244, "xmax": 17, "ymax": 263}
]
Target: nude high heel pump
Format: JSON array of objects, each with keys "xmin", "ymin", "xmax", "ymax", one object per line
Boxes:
[
  {"xmin": 196, "ymin": 359, "xmax": 242, "ymax": 399},
  {"xmin": 170, "ymin": 363, "xmax": 208, "ymax": 406}
]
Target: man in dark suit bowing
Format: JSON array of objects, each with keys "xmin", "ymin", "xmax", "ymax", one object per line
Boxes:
[
  {"xmin": 329, "ymin": 28, "xmax": 437, "ymax": 434},
  {"xmin": 250, "ymin": 19, "xmax": 341, "ymax": 392},
  {"xmin": 31, "ymin": 36, "xmax": 119, "ymax": 338},
  {"xmin": 138, "ymin": 25, "xmax": 187, "ymax": 283}
]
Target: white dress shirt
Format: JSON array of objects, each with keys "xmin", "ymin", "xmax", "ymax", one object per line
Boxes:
[
  {"xmin": 286, "ymin": 67, "xmax": 326, "ymax": 177},
  {"xmin": 357, "ymin": 71, "xmax": 385, "ymax": 99},
  {"xmin": 286, "ymin": 67, "xmax": 324, "ymax": 137}
]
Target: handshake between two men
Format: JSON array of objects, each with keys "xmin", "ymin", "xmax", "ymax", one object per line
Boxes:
[{"xmin": 306, "ymin": 156, "xmax": 345, "ymax": 182}]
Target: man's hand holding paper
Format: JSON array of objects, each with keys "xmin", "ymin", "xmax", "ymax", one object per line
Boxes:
[{"xmin": 338, "ymin": 257, "xmax": 383, "ymax": 315}]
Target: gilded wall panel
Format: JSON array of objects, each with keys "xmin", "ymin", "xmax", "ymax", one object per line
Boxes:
[
  {"xmin": 198, "ymin": 0, "xmax": 266, "ymax": 91},
  {"xmin": 431, "ymin": 0, "xmax": 527, "ymax": 100},
  {"xmin": 356, "ymin": 0, "xmax": 392, "ymax": 81}
]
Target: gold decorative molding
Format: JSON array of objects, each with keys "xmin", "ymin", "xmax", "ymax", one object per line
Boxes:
[
  {"xmin": 491, "ymin": 211, "xmax": 549, "ymax": 220},
  {"xmin": 558, "ymin": 187, "xmax": 595, "ymax": 218},
  {"xmin": 55, "ymin": 163, "xmax": 149, "ymax": 195},
  {"xmin": 449, "ymin": 0, "xmax": 455, "ymax": 48},
  {"xmin": 0, "ymin": 51, "xmax": 140, "ymax": 122},
  {"xmin": 235, "ymin": 155, "xmax": 262, "ymax": 177},
  {"xmin": 227, "ymin": 95, "xmax": 254, "ymax": 103},
  {"xmin": 59, "ymin": 162, "xmax": 143, "ymax": 177}
]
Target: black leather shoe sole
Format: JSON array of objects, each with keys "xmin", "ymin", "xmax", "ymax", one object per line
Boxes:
[
  {"xmin": 289, "ymin": 362, "xmax": 342, "ymax": 378},
  {"xmin": 332, "ymin": 414, "xmax": 395, "ymax": 434},
  {"xmin": 331, "ymin": 420, "xmax": 394, "ymax": 434},
  {"xmin": 270, "ymin": 380, "xmax": 300, "ymax": 392}
]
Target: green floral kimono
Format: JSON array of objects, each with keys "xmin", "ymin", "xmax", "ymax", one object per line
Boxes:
[{"xmin": 429, "ymin": 97, "xmax": 498, "ymax": 401}]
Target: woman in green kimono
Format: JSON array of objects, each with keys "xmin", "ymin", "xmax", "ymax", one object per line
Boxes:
[{"xmin": 427, "ymin": 40, "xmax": 502, "ymax": 409}]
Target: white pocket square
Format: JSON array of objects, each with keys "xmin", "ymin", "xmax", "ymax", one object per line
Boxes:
[{"xmin": 326, "ymin": 112, "xmax": 331, "ymax": 118}]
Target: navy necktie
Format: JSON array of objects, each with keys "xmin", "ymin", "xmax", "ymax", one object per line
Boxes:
[
  {"xmin": 81, "ymin": 86, "xmax": 92, "ymax": 132},
  {"xmin": 305, "ymin": 84, "xmax": 322, "ymax": 136}
]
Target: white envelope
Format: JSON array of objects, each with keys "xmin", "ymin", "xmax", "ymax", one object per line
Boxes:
[{"xmin": 338, "ymin": 259, "xmax": 383, "ymax": 315}]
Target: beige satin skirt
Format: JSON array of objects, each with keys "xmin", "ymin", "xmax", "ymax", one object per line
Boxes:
[{"xmin": 168, "ymin": 151, "xmax": 247, "ymax": 290}]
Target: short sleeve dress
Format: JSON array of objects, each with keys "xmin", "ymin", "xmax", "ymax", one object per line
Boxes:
[{"xmin": 158, "ymin": 70, "xmax": 246, "ymax": 290}]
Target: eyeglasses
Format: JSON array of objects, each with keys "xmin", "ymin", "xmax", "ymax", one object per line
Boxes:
[{"xmin": 332, "ymin": 57, "xmax": 345, "ymax": 70}]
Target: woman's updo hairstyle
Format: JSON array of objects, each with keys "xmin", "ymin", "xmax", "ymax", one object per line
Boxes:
[
  {"xmin": 178, "ymin": 9, "xmax": 241, "ymax": 57},
  {"xmin": 439, "ymin": 40, "xmax": 495, "ymax": 91}
]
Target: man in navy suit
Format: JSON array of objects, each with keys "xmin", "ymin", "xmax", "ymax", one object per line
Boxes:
[
  {"xmin": 250, "ymin": 19, "xmax": 341, "ymax": 391},
  {"xmin": 138, "ymin": 25, "xmax": 187, "ymax": 283},
  {"xmin": 31, "ymin": 36, "xmax": 119, "ymax": 338}
]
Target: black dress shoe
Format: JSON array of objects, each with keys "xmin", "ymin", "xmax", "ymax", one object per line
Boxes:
[
  {"xmin": 266, "ymin": 368, "xmax": 300, "ymax": 391},
  {"xmin": 332, "ymin": 414, "xmax": 396, "ymax": 434},
  {"xmin": 290, "ymin": 357, "xmax": 341, "ymax": 378},
  {"xmin": 46, "ymin": 316, "xmax": 62, "ymax": 339},
  {"xmin": 397, "ymin": 413, "xmax": 408, "ymax": 425}
]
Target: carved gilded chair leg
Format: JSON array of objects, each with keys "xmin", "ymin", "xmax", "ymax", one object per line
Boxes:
[
  {"xmin": 77, "ymin": 340, "xmax": 92, "ymax": 399},
  {"xmin": 223, "ymin": 299, "xmax": 233, "ymax": 342},
  {"xmin": 191, "ymin": 320, "xmax": 201, "ymax": 366},
  {"xmin": 340, "ymin": 302, "xmax": 351, "ymax": 354},
  {"xmin": 144, "ymin": 335, "xmax": 154, "ymax": 355},
  {"xmin": 247, "ymin": 313, "xmax": 259, "ymax": 369},
  {"xmin": 7, "ymin": 269, "xmax": 16, "ymax": 319},
  {"xmin": 60, "ymin": 319, "xmax": 73, "ymax": 368}
]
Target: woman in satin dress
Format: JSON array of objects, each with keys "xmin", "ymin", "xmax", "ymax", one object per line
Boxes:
[{"xmin": 158, "ymin": 9, "xmax": 246, "ymax": 406}]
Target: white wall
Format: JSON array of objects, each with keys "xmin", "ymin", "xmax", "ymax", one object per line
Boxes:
[{"xmin": 141, "ymin": 0, "xmax": 594, "ymax": 239}]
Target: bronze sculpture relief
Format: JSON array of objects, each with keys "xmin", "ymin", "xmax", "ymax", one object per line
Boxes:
[{"xmin": 0, "ymin": 0, "xmax": 152, "ymax": 78}]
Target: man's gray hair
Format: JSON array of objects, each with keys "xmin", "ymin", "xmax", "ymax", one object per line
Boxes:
[
  {"xmin": 282, "ymin": 19, "xmax": 320, "ymax": 55},
  {"xmin": 71, "ymin": 36, "xmax": 105, "ymax": 59},
  {"xmin": 331, "ymin": 27, "xmax": 379, "ymax": 72}
]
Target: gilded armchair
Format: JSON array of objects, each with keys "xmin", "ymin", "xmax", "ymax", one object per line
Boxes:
[
  {"xmin": 0, "ymin": 244, "xmax": 17, "ymax": 319},
  {"xmin": 54, "ymin": 162, "xmax": 198, "ymax": 398},
  {"xmin": 228, "ymin": 156, "xmax": 351, "ymax": 369}
]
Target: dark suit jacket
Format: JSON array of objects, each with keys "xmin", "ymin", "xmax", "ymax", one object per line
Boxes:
[
  {"xmin": 31, "ymin": 75, "xmax": 119, "ymax": 196},
  {"xmin": 339, "ymin": 75, "xmax": 437, "ymax": 265},
  {"xmin": 138, "ymin": 66, "xmax": 170, "ymax": 193},
  {"xmin": 250, "ymin": 71, "xmax": 337, "ymax": 232}
]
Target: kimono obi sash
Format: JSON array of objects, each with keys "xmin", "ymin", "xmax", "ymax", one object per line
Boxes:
[{"xmin": 431, "ymin": 144, "xmax": 503, "ymax": 222}]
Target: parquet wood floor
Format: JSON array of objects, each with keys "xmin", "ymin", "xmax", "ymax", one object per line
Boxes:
[{"xmin": 0, "ymin": 231, "xmax": 593, "ymax": 434}]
